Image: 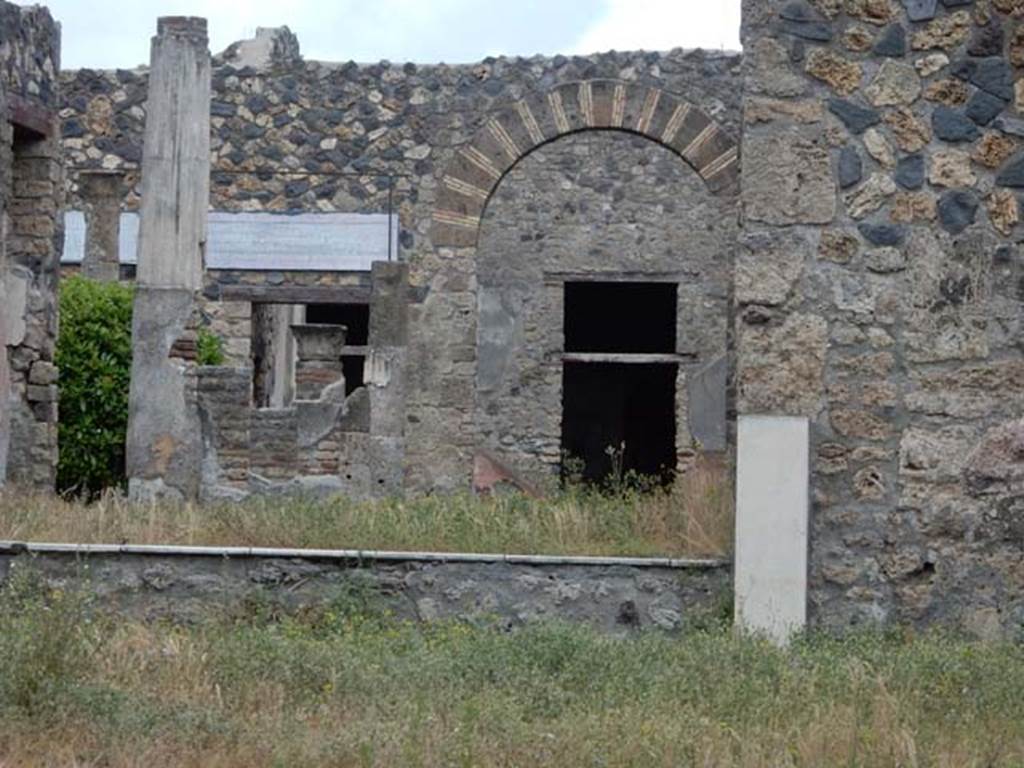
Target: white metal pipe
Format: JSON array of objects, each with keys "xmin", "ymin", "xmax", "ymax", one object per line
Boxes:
[{"xmin": 0, "ymin": 540, "xmax": 727, "ymax": 570}]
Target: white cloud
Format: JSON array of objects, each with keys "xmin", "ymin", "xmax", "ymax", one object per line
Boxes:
[
  {"xmin": 571, "ymin": 0, "xmax": 741, "ymax": 54},
  {"xmin": 13, "ymin": 0, "xmax": 740, "ymax": 69}
]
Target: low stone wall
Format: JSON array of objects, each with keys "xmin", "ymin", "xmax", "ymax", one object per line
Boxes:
[{"xmin": 0, "ymin": 545, "xmax": 731, "ymax": 632}]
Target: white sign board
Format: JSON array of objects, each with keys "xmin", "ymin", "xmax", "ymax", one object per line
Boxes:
[
  {"xmin": 61, "ymin": 210, "xmax": 86, "ymax": 263},
  {"xmin": 734, "ymin": 415, "xmax": 809, "ymax": 645},
  {"xmin": 205, "ymin": 212, "xmax": 396, "ymax": 271},
  {"xmin": 62, "ymin": 211, "xmax": 395, "ymax": 273}
]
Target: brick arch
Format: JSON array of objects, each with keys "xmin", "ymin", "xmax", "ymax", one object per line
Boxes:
[{"xmin": 431, "ymin": 79, "xmax": 739, "ymax": 248}]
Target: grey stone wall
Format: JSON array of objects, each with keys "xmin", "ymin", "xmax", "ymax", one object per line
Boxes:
[
  {"xmin": 0, "ymin": 548, "xmax": 731, "ymax": 633},
  {"xmin": 1, "ymin": 1, "xmax": 62, "ymax": 490},
  {"xmin": 740, "ymin": 0, "xmax": 1024, "ymax": 636},
  {"xmin": 474, "ymin": 130, "xmax": 735, "ymax": 480},
  {"xmin": 60, "ymin": 37, "xmax": 743, "ymax": 491}
]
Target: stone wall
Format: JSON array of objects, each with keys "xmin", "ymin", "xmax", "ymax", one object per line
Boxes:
[
  {"xmin": 475, "ymin": 130, "xmax": 735, "ymax": 479},
  {"xmin": 0, "ymin": 546, "xmax": 731, "ymax": 633},
  {"xmin": 740, "ymin": 0, "xmax": 1024, "ymax": 636},
  {"xmin": 197, "ymin": 262, "xmax": 408, "ymax": 500},
  {"xmin": 60, "ymin": 38, "xmax": 743, "ymax": 491},
  {"xmin": 1, "ymin": 1, "xmax": 62, "ymax": 489}
]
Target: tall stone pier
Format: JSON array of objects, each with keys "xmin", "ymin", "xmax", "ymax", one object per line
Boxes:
[
  {"xmin": 126, "ymin": 17, "xmax": 211, "ymax": 502},
  {"xmin": 0, "ymin": 82, "xmax": 9, "ymax": 487}
]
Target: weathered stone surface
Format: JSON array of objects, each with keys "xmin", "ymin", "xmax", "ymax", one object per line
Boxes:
[
  {"xmin": 831, "ymin": 408, "xmax": 891, "ymax": 441},
  {"xmin": 891, "ymin": 190, "xmax": 937, "ymax": 221},
  {"xmin": 737, "ymin": 313, "xmax": 828, "ymax": 417},
  {"xmin": 843, "ymin": 25, "xmax": 876, "ymax": 51},
  {"xmin": 966, "ymin": 89, "xmax": 1007, "ymax": 125},
  {"xmin": 864, "ymin": 246, "xmax": 907, "ymax": 272},
  {"xmin": 895, "ymin": 153, "xmax": 925, "ymax": 188},
  {"xmin": 847, "ymin": 0, "xmax": 897, "ymax": 25},
  {"xmin": 987, "ymin": 188, "xmax": 1019, "ymax": 234},
  {"xmin": 915, "ymin": 52, "xmax": 949, "ymax": 76},
  {"xmin": 910, "ymin": 11, "xmax": 972, "ymax": 50},
  {"xmin": 1010, "ymin": 25, "xmax": 1024, "ymax": 67},
  {"xmin": 806, "ymin": 48, "xmax": 864, "ymax": 95},
  {"xmin": 846, "ymin": 172, "xmax": 897, "ymax": 218},
  {"xmin": 746, "ymin": 97, "xmax": 824, "ymax": 124},
  {"xmin": 996, "ymin": 151, "xmax": 1024, "ymax": 185},
  {"xmin": 736, "ymin": 230, "xmax": 808, "ymax": 305},
  {"xmin": 744, "ymin": 132, "xmax": 836, "ymax": 224},
  {"xmin": 859, "ymin": 221, "xmax": 906, "ymax": 245},
  {"xmin": 874, "ymin": 24, "xmax": 907, "ymax": 57},
  {"xmin": 937, "ymin": 190, "xmax": 979, "ymax": 233},
  {"xmin": 1, "ymin": 4, "xmax": 62, "ymax": 490},
  {"xmin": 994, "ymin": 0, "xmax": 1024, "ymax": 14},
  {"xmin": 968, "ymin": 22, "xmax": 1005, "ymax": 57},
  {"xmin": 883, "ymin": 107, "xmax": 931, "ymax": 151},
  {"xmin": 973, "ymin": 131, "xmax": 1018, "ymax": 167},
  {"xmin": 839, "ymin": 145, "xmax": 864, "ymax": 188},
  {"xmin": 748, "ymin": 37, "xmax": 808, "ymax": 97},
  {"xmin": 929, "ymin": 148, "xmax": 977, "ymax": 187},
  {"xmin": 932, "ymin": 105, "xmax": 981, "ymax": 141},
  {"xmin": 964, "ymin": 419, "xmax": 1024, "ymax": 496},
  {"xmin": 902, "ymin": 0, "xmax": 939, "ymax": 21},
  {"xmin": 903, "ymin": 228, "xmax": 991, "ymax": 362},
  {"xmin": 865, "ymin": 59, "xmax": 921, "ymax": 106},
  {"xmin": 924, "ymin": 77, "xmax": 969, "ymax": 105},
  {"xmin": 863, "ymin": 127, "xmax": 896, "ymax": 166},
  {"xmin": 828, "ymin": 97, "xmax": 881, "ymax": 133},
  {"xmin": 0, "ymin": 550, "xmax": 732, "ymax": 634},
  {"xmin": 819, "ymin": 229, "xmax": 861, "ymax": 262},
  {"xmin": 954, "ymin": 57, "xmax": 1014, "ymax": 101}
]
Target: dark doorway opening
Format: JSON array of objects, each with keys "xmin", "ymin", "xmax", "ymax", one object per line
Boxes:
[
  {"xmin": 564, "ymin": 281, "xmax": 677, "ymax": 353},
  {"xmin": 306, "ymin": 303, "xmax": 369, "ymax": 344},
  {"xmin": 306, "ymin": 303, "xmax": 369, "ymax": 396},
  {"xmin": 561, "ymin": 362, "xmax": 677, "ymax": 485}
]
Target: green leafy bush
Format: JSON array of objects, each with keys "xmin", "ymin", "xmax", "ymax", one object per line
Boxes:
[
  {"xmin": 196, "ymin": 327, "xmax": 226, "ymax": 366},
  {"xmin": 56, "ymin": 275, "xmax": 133, "ymax": 496}
]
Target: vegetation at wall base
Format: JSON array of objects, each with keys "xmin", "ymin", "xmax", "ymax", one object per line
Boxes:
[
  {"xmin": 2, "ymin": 571, "xmax": 1024, "ymax": 767},
  {"xmin": 55, "ymin": 276, "xmax": 134, "ymax": 497},
  {"xmin": 0, "ymin": 468, "xmax": 733, "ymax": 559}
]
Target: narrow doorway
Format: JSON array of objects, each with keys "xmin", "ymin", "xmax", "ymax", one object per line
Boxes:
[{"xmin": 560, "ymin": 281, "xmax": 678, "ymax": 486}]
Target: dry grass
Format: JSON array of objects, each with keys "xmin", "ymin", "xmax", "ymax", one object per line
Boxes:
[
  {"xmin": 1, "ymin": 573, "xmax": 1024, "ymax": 767},
  {"xmin": 0, "ymin": 459, "xmax": 732, "ymax": 558}
]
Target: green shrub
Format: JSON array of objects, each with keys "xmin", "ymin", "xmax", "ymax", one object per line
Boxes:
[
  {"xmin": 56, "ymin": 275, "xmax": 133, "ymax": 496},
  {"xmin": 196, "ymin": 327, "xmax": 226, "ymax": 366}
]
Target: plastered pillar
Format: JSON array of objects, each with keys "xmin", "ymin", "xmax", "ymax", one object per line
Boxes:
[{"xmin": 127, "ymin": 17, "xmax": 210, "ymax": 502}]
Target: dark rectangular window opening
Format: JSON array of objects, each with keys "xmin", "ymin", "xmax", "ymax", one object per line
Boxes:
[
  {"xmin": 306, "ymin": 303, "xmax": 369, "ymax": 346},
  {"xmin": 563, "ymin": 281, "xmax": 677, "ymax": 354},
  {"xmin": 305, "ymin": 303, "xmax": 369, "ymax": 395},
  {"xmin": 561, "ymin": 362, "xmax": 677, "ymax": 487}
]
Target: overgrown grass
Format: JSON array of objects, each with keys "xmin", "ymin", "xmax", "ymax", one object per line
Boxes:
[
  {"xmin": 2, "ymin": 572, "xmax": 1024, "ymax": 766},
  {"xmin": 0, "ymin": 461, "xmax": 732, "ymax": 558}
]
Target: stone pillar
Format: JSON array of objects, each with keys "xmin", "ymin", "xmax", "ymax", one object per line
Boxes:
[
  {"xmin": 366, "ymin": 261, "xmax": 409, "ymax": 493},
  {"xmin": 292, "ymin": 323, "xmax": 346, "ymax": 401},
  {"xmin": 0, "ymin": 83, "xmax": 9, "ymax": 488},
  {"xmin": 80, "ymin": 171, "xmax": 122, "ymax": 282},
  {"xmin": 126, "ymin": 17, "xmax": 211, "ymax": 502}
]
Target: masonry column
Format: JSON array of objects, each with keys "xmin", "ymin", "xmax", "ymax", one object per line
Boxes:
[
  {"xmin": 80, "ymin": 171, "xmax": 123, "ymax": 282},
  {"xmin": 0, "ymin": 83, "xmax": 10, "ymax": 487},
  {"xmin": 126, "ymin": 17, "xmax": 210, "ymax": 502}
]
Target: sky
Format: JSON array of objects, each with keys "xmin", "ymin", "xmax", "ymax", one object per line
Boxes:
[{"xmin": 13, "ymin": 0, "xmax": 742, "ymax": 70}]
